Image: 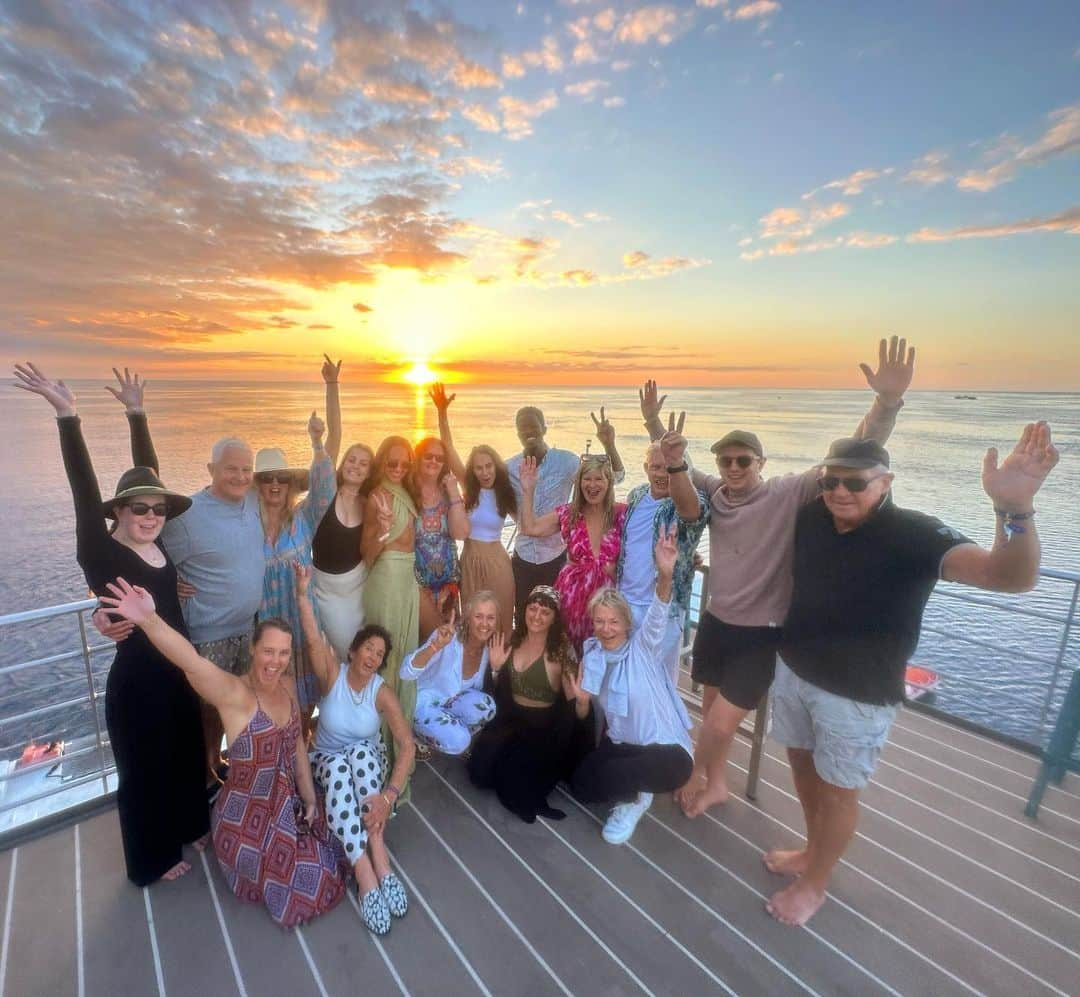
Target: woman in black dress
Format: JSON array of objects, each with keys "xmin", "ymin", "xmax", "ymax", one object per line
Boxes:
[
  {"xmin": 467, "ymin": 585, "xmax": 591, "ymax": 823},
  {"xmin": 14, "ymin": 362, "xmax": 208, "ymax": 885}
]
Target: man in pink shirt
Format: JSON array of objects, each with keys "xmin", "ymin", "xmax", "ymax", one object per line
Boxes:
[{"xmin": 646, "ymin": 337, "xmax": 916, "ymax": 816}]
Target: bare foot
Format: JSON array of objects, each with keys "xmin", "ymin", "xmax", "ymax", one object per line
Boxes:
[
  {"xmin": 762, "ymin": 848, "xmax": 809, "ymax": 876},
  {"xmin": 162, "ymin": 860, "xmax": 192, "ymax": 881},
  {"xmin": 190, "ymin": 833, "xmax": 211, "ymax": 853},
  {"xmin": 673, "ymin": 771, "xmax": 706, "ymax": 808},
  {"xmin": 766, "ymin": 880, "xmax": 826, "ymax": 926},
  {"xmin": 682, "ymin": 780, "xmax": 729, "ymax": 818}
]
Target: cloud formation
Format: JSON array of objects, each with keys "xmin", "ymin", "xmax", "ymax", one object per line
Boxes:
[{"xmin": 908, "ymin": 206, "xmax": 1080, "ymax": 243}]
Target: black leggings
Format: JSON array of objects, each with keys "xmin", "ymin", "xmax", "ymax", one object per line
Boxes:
[
  {"xmin": 572, "ymin": 737, "xmax": 693, "ymax": 805},
  {"xmin": 511, "ymin": 551, "xmax": 567, "ymax": 629}
]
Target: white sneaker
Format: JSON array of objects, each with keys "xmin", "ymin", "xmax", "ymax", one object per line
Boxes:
[{"xmin": 601, "ymin": 792, "xmax": 653, "ymax": 845}]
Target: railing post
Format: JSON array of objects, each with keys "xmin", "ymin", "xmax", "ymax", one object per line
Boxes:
[
  {"xmin": 1038, "ymin": 578, "xmax": 1080, "ymax": 741},
  {"xmin": 75, "ymin": 609, "xmax": 112, "ymax": 796}
]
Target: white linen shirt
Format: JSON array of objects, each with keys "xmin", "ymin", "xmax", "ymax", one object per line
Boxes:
[
  {"xmin": 400, "ymin": 635, "xmax": 490, "ymax": 710},
  {"xmin": 580, "ymin": 592, "xmax": 693, "ymax": 757}
]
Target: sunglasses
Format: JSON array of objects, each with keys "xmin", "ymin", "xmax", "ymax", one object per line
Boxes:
[
  {"xmin": 580, "ymin": 454, "xmax": 611, "ymax": 465},
  {"xmin": 256, "ymin": 473, "xmax": 292, "ymax": 485},
  {"xmin": 717, "ymin": 455, "xmax": 757, "ymax": 469},
  {"xmin": 422, "ymin": 453, "xmax": 445, "ymax": 463},
  {"xmin": 386, "ymin": 459, "xmax": 412, "ymax": 471},
  {"xmin": 124, "ymin": 501, "xmax": 168, "ymax": 517},
  {"xmin": 819, "ymin": 473, "xmax": 886, "ymax": 493}
]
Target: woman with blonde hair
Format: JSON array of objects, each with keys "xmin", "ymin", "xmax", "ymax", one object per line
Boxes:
[
  {"xmin": 519, "ymin": 453, "xmax": 627, "ymax": 651},
  {"xmin": 399, "ymin": 590, "xmax": 500, "ymax": 755}
]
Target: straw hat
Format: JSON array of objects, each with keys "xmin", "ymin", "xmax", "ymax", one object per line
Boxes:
[{"xmin": 254, "ymin": 448, "xmax": 310, "ymax": 492}]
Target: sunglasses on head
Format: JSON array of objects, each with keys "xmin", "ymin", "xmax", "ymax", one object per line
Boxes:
[
  {"xmin": 124, "ymin": 501, "xmax": 168, "ymax": 517},
  {"xmin": 717, "ymin": 455, "xmax": 757, "ymax": 469},
  {"xmin": 819, "ymin": 473, "xmax": 886, "ymax": 493},
  {"xmin": 386, "ymin": 459, "xmax": 411, "ymax": 471},
  {"xmin": 580, "ymin": 453, "xmax": 610, "ymax": 465},
  {"xmin": 256, "ymin": 472, "xmax": 292, "ymax": 485}
]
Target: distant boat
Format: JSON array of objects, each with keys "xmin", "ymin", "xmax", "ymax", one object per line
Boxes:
[
  {"xmin": 905, "ymin": 663, "xmax": 941, "ymax": 701},
  {"xmin": 954, "ymin": 394, "xmax": 977, "ymax": 400}
]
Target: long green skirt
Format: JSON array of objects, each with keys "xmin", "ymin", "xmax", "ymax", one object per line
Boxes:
[{"xmin": 363, "ymin": 549, "xmax": 419, "ymax": 800}]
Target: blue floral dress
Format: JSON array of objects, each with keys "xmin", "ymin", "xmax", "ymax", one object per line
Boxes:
[
  {"xmin": 260, "ymin": 449, "xmax": 335, "ymax": 708},
  {"xmin": 414, "ymin": 497, "xmax": 460, "ymax": 607}
]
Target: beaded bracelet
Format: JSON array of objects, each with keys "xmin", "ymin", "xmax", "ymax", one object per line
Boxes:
[{"xmin": 995, "ymin": 508, "xmax": 1034, "ymax": 538}]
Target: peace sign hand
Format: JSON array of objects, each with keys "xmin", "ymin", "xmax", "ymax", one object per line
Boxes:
[
  {"xmin": 431, "ymin": 611, "xmax": 457, "ymax": 651},
  {"xmin": 105, "ymin": 367, "xmax": 147, "ymax": 412},
  {"xmin": 590, "ymin": 406, "xmax": 615, "ymax": 448},
  {"xmin": 373, "ymin": 490, "xmax": 394, "ymax": 531},
  {"xmin": 653, "ymin": 523, "xmax": 679, "ymax": 579},
  {"xmin": 13, "ymin": 362, "xmax": 77, "ymax": 417}
]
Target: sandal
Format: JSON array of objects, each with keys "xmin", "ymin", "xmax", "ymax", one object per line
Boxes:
[
  {"xmin": 359, "ymin": 887, "xmax": 391, "ymax": 935},
  {"xmin": 380, "ymin": 872, "xmax": 409, "ymax": 918}
]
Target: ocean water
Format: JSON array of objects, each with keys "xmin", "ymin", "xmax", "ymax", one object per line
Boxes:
[{"xmin": 1, "ymin": 380, "xmax": 1076, "ymax": 752}]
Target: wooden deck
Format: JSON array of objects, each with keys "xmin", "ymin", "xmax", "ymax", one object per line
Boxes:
[{"xmin": 2, "ymin": 692, "xmax": 1078, "ymax": 997}]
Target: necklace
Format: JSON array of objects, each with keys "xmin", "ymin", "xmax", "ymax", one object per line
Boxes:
[{"xmin": 346, "ymin": 668, "xmax": 371, "ymax": 703}]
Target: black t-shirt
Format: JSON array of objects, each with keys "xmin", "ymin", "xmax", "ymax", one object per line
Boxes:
[{"xmin": 780, "ymin": 496, "xmax": 971, "ymax": 705}]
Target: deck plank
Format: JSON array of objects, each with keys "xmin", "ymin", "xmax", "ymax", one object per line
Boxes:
[
  {"xmin": 78, "ymin": 812, "xmax": 159, "ymax": 997},
  {"xmin": 426, "ymin": 758, "xmax": 757, "ymax": 997},
  {"xmin": 4, "ymin": 826, "xmax": 76, "ymax": 997},
  {"xmin": 724, "ymin": 737, "xmax": 1080, "ymax": 995}
]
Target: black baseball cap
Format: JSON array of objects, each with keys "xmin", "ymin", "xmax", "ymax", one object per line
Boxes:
[
  {"xmin": 821, "ymin": 437, "xmax": 890, "ymax": 469},
  {"xmin": 710, "ymin": 430, "xmax": 764, "ymax": 457}
]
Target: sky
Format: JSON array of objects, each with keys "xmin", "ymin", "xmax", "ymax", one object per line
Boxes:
[{"xmin": 0, "ymin": 0, "xmax": 1077, "ymax": 389}]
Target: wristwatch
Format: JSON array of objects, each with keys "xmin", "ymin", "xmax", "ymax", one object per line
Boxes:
[{"xmin": 666, "ymin": 462, "xmax": 688, "ymax": 475}]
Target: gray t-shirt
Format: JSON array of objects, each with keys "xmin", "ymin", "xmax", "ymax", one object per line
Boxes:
[{"xmin": 160, "ymin": 488, "xmax": 265, "ymax": 644}]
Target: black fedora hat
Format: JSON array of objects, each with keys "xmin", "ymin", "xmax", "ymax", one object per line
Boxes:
[{"xmin": 101, "ymin": 467, "xmax": 192, "ymax": 520}]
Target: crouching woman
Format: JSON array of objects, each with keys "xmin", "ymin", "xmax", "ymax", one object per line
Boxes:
[
  {"xmin": 294, "ymin": 566, "xmax": 415, "ymax": 936},
  {"xmin": 570, "ymin": 526, "xmax": 694, "ymax": 845}
]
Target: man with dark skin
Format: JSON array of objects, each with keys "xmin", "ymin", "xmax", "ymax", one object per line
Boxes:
[{"xmin": 507, "ymin": 405, "xmax": 624, "ymax": 626}]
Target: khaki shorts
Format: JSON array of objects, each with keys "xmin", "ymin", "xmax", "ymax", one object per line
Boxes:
[
  {"xmin": 770, "ymin": 658, "xmax": 897, "ymax": 790},
  {"xmin": 194, "ymin": 632, "xmax": 251, "ymax": 676}
]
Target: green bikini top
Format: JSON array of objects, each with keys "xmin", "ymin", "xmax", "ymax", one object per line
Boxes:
[{"xmin": 509, "ymin": 652, "xmax": 558, "ymax": 704}]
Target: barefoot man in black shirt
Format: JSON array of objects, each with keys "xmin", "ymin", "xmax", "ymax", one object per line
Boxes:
[{"xmin": 765, "ymin": 423, "xmax": 1059, "ymax": 927}]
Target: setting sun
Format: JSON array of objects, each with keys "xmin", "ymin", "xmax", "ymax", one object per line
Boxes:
[{"xmin": 400, "ymin": 361, "xmax": 438, "ymax": 386}]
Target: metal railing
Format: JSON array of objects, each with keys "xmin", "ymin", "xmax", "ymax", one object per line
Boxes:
[
  {"xmin": 0, "ymin": 598, "xmax": 116, "ymax": 834},
  {"xmin": 1, "ymin": 561, "xmax": 1077, "ymax": 835}
]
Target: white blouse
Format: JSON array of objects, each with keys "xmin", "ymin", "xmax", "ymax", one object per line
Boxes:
[{"xmin": 401, "ymin": 635, "xmax": 490, "ymax": 708}]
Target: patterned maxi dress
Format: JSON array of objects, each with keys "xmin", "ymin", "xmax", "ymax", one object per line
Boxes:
[
  {"xmin": 555, "ymin": 503, "xmax": 628, "ymax": 652},
  {"xmin": 212, "ymin": 698, "xmax": 347, "ymax": 928},
  {"xmin": 260, "ymin": 450, "xmax": 336, "ymax": 708}
]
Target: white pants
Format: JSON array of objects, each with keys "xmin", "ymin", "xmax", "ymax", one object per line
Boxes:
[{"xmin": 413, "ymin": 690, "xmax": 497, "ymax": 755}]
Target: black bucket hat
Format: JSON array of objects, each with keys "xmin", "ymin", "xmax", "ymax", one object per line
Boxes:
[{"xmin": 102, "ymin": 466, "xmax": 192, "ymax": 520}]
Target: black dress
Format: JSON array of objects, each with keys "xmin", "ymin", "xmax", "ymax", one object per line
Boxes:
[
  {"xmin": 467, "ymin": 663, "xmax": 593, "ymax": 823},
  {"xmin": 58, "ymin": 416, "xmax": 209, "ymax": 886}
]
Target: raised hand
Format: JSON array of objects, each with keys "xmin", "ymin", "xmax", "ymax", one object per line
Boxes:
[
  {"xmin": 321, "ymin": 353, "xmax": 342, "ymax": 384},
  {"xmin": 653, "ymin": 524, "xmax": 679, "ymax": 578},
  {"xmin": 859, "ymin": 335, "xmax": 915, "ymax": 405},
  {"xmin": 428, "ymin": 382, "xmax": 456, "ymax": 413},
  {"xmin": 430, "ymin": 611, "xmax": 457, "ymax": 652},
  {"xmin": 488, "ymin": 632, "xmax": 511, "ymax": 671},
  {"xmin": 12, "ymin": 362, "xmax": 77, "ymax": 417},
  {"xmin": 639, "ymin": 379, "xmax": 667, "ymax": 422},
  {"xmin": 666, "ymin": 410, "xmax": 686, "ymax": 435},
  {"xmin": 659, "ymin": 429, "xmax": 687, "ymax": 468},
  {"xmin": 98, "ymin": 577, "xmax": 157, "ymax": 624},
  {"xmin": 442, "ymin": 471, "xmax": 461, "ymax": 497},
  {"xmin": 982, "ymin": 422, "xmax": 1058, "ymax": 512},
  {"xmin": 519, "ymin": 455, "xmax": 539, "ymax": 491},
  {"xmin": 590, "ymin": 406, "xmax": 615, "ymax": 449},
  {"xmin": 105, "ymin": 367, "xmax": 147, "ymax": 412},
  {"xmin": 293, "ymin": 561, "xmax": 312, "ymax": 597},
  {"xmin": 373, "ymin": 490, "xmax": 393, "ymax": 532},
  {"xmin": 562, "ymin": 664, "xmax": 590, "ymax": 708},
  {"xmin": 308, "ymin": 409, "xmax": 325, "ymax": 442}
]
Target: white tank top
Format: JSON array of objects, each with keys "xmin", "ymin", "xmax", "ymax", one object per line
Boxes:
[
  {"xmin": 314, "ymin": 665, "xmax": 383, "ymax": 753},
  {"xmin": 468, "ymin": 488, "xmax": 508, "ymax": 542}
]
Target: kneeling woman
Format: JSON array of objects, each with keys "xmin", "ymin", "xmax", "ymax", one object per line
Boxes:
[
  {"xmin": 468, "ymin": 586, "xmax": 588, "ymax": 823},
  {"xmin": 99, "ymin": 582, "xmax": 347, "ymax": 928},
  {"xmin": 399, "ymin": 592, "xmax": 500, "ymax": 755},
  {"xmin": 570, "ymin": 527, "xmax": 694, "ymax": 845},
  {"xmin": 294, "ymin": 567, "xmax": 415, "ymax": 936}
]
